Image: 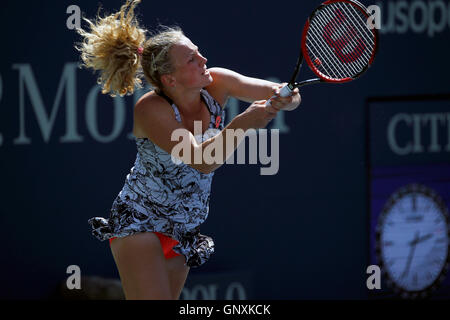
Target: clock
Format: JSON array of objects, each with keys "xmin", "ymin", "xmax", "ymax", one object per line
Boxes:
[{"xmin": 375, "ymin": 183, "xmax": 450, "ymax": 299}]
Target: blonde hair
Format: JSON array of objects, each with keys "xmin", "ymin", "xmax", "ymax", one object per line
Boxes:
[
  {"xmin": 76, "ymin": 0, "xmax": 185, "ymax": 97},
  {"xmin": 141, "ymin": 27, "xmax": 185, "ymax": 92}
]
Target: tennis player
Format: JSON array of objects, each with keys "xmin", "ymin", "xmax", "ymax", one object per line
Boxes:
[{"xmin": 77, "ymin": 0, "xmax": 301, "ymax": 300}]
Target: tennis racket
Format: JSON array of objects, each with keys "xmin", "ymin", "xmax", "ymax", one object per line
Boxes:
[{"xmin": 266, "ymin": 0, "xmax": 378, "ymax": 107}]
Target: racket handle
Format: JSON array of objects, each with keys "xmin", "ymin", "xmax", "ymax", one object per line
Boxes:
[
  {"xmin": 265, "ymin": 84, "xmax": 293, "ymax": 107},
  {"xmin": 279, "ymin": 85, "xmax": 293, "ymax": 97}
]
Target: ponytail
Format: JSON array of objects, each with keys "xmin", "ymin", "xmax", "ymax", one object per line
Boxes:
[{"xmin": 75, "ymin": 0, "xmax": 146, "ymax": 97}]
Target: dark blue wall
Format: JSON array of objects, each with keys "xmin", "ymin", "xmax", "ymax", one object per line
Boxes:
[{"xmin": 1, "ymin": 0, "xmax": 449, "ymax": 299}]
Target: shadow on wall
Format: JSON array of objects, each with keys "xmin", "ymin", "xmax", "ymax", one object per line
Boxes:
[{"xmin": 50, "ymin": 276, "xmax": 125, "ymax": 300}]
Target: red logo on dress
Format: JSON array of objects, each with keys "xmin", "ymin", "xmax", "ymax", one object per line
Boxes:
[{"xmin": 215, "ymin": 116, "xmax": 221, "ymax": 128}]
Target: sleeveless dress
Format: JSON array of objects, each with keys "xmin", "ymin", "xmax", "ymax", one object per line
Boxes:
[{"xmin": 88, "ymin": 89, "xmax": 225, "ymax": 267}]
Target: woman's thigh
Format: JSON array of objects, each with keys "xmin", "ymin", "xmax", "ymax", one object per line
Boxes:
[
  {"xmin": 110, "ymin": 232, "xmax": 172, "ymax": 300},
  {"xmin": 165, "ymin": 255, "xmax": 190, "ymax": 300}
]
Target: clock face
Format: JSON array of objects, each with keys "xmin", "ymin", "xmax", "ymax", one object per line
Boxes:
[{"xmin": 376, "ymin": 184, "xmax": 450, "ymax": 298}]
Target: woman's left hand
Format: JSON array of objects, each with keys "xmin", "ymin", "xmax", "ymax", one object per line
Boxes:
[{"xmin": 269, "ymin": 83, "xmax": 301, "ymax": 111}]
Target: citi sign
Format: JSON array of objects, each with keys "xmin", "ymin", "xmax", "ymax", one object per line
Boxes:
[{"xmin": 387, "ymin": 112, "xmax": 450, "ymax": 155}]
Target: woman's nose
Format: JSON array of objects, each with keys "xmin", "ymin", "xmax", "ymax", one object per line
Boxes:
[{"xmin": 199, "ymin": 53, "xmax": 207, "ymax": 65}]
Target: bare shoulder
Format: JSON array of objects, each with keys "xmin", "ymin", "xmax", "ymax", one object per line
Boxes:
[
  {"xmin": 133, "ymin": 91, "xmax": 179, "ymax": 138},
  {"xmin": 135, "ymin": 91, "xmax": 166, "ymax": 114}
]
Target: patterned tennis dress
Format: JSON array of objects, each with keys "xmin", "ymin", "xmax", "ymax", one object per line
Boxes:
[{"xmin": 88, "ymin": 89, "xmax": 225, "ymax": 267}]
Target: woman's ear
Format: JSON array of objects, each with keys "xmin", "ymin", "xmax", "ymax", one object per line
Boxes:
[{"xmin": 161, "ymin": 74, "xmax": 176, "ymax": 88}]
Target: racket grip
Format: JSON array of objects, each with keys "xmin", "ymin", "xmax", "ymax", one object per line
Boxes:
[
  {"xmin": 265, "ymin": 85, "xmax": 293, "ymax": 107},
  {"xmin": 279, "ymin": 85, "xmax": 293, "ymax": 97}
]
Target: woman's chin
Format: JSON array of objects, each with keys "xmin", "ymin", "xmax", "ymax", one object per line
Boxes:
[{"xmin": 201, "ymin": 75, "xmax": 213, "ymax": 87}]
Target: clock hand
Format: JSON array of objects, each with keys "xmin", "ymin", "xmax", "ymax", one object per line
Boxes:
[
  {"xmin": 416, "ymin": 233, "xmax": 433, "ymax": 244},
  {"xmin": 402, "ymin": 231, "xmax": 420, "ymax": 279},
  {"xmin": 401, "ymin": 245, "xmax": 416, "ymax": 279}
]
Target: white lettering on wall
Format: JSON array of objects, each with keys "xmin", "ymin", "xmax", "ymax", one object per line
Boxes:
[
  {"xmin": 12, "ymin": 63, "xmax": 83, "ymax": 145},
  {"xmin": 377, "ymin": 0, "xmax": 450, "ymax": 37},
  {"xmin": 3, "ymin": 64, "xmax": 289, "ymax": 146},
  {"xmin": 85, "ymin": 86, "xmax": 126, "ymax": 143},
  {"xmin": 387, "ymin": 112, "xmax": 450, "ymax": 155}
]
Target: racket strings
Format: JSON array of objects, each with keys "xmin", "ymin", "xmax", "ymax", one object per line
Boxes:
[
  {"xmin": 308, "ymin": 22, "xmax": 356, "ymax": 78},
  {"xmin": 323, "ymin": 3, "xmax": 374, "ymax": 63},
  {"xmin": 321, "ymin": 9, "xmax": 370, "ymax": 64},
  {"xmin": 332, "ymin": 3, "xmax": 375, "ymax": 61},
  {"xmin": 305, "ymin": 1, "xmax": 376, "ymax": 80},
  {"xmin": 307, "ymin": 15, "xmax": 360, "ymax": 78},
  {"xmin": 324, "ymin": 4, "xmax": 373, "ymax": 69},
  {"xmin": 318, "ymin": 6, "xmax": 370, "ymax": 71},
  {"xmin": 306, "ymin": 32, "xmax": 344, "ymax": 79},
  {"xmin": 329, "ymin": 4, "xmax": 374, "ymax": 53},
  {"xmin": 308, "ymin": 11, "xmax": 356, "ymax": 77},
  {"xmin": 308, "ymin": 21, "xmax": 358, "ymax": 79},
  {"xmin": 315, "ymin": 10, "xmax": 368, "ymax": 72},
  {"xmin": 336, "ymin": 2, "xmax": 375, "ymax": 47}
]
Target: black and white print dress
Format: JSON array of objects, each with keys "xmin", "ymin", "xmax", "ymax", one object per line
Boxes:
[{"xmin": 88, "ymin": 89, "xmax": 226, "ymax": 267}]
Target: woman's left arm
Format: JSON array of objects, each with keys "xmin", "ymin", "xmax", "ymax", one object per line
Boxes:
[{"xmin": 206, "ymin": 67, "xmax": 301, "ymax": 111}]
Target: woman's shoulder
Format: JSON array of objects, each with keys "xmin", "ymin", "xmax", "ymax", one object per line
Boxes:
[
  {"xmin": 134, "ymin": 90, "xmax": 173, "ymax": 117},
  {"xmin": 136, "ymin": 90, "xmax": 165, "ymax": 108},
  {"xmin": 133, "ymin": 90, "xmax": 178, "ymax": 138}
]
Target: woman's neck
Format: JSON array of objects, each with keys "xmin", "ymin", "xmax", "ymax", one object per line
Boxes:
[{"xmin": 163, "ymin": 86, "xmax": 204, "ymax": 116}]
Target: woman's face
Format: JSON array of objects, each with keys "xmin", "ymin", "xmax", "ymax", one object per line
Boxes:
[{"xmin": 168, "ymin": 37, "xmax": 213, "ymax": 89}]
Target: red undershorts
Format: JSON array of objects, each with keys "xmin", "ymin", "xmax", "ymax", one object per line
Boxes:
[{"xmin": 109, "ymin": 232, "xmax": 181, "ymax": 259}]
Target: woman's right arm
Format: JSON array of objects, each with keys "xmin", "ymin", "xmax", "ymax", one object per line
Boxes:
[{"xmin": 134, "ymin": 94, "xmax": 279, "ymax": 174}]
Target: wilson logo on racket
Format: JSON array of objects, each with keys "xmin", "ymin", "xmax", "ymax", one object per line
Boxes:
[
  {"xmin": 265, "ymin": 0, "xmax": 378, "ymax": 108},
  {"xmin": 323, "ymin": 9, "xmax": 367, "ymax": 64}
]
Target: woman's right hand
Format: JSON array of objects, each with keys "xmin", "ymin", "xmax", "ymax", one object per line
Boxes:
[{"xmin": 240, "ymin": 100, "xmax": 280, "ymax": 129}]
